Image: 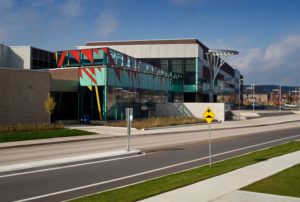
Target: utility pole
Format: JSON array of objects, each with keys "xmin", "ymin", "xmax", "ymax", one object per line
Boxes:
[
  {"xmin": 238, "ymin": 78, "xmax": 244, "ymax": 120},
  {"xmin": 252, "ymin": 84, "xmax": 255, "ymax": 112},
  {"xmin": 273, "ymin": 85, "xmax": 282, "ymax": 111},
  {"xmin": 279, "ymin": 85, "xmax": 282, "ymax": 111}
]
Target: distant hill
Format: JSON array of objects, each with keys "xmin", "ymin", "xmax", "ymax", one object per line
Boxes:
[{"xmin": 243, "ymin": 85, "xmax": 299, "ymax": 94}]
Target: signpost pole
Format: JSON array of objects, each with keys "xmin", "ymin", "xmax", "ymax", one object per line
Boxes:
[
  {"xmin": 208, "ymin": 123, "xmax": 212, "ymax": 168},
  {"xmin": 126, "ymin": 108, "xmax": 133, "ymax": 151},
  {"xmin": 203, "ymin": 107, "xmax": 214, "ymax": 168}
]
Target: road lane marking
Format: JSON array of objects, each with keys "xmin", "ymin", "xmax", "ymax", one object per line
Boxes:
[
  {"xmin": 15, "ymin": 134, "xmax": 300, "ymax": 202},
  {"xmin": 0, "ymin": 152, "xmax": 145, "ymax": 178}
]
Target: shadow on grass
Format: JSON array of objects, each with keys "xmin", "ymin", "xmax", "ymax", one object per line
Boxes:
[{"xmin": 254, "ymin": 157, "xmax": 269, "ymax": 162}]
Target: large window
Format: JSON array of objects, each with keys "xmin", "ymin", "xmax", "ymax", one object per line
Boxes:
[
  {"xmin": 93, "ymin": 49, "xmax": 104, "ymax": 64},
  {"xmin": 160, "ymin": 59, "xmax": 168, "ymax": 72},
  {"xmin": 184, "ymin": 59, "xmax": 196, "ymax": 85},
  {"xmin": 171, "ymin": 59, "xmax": 183, "ymax": 73},
  {"xmin": 31, "ymin": 48, "xmax": 55, "ymax": 69}
]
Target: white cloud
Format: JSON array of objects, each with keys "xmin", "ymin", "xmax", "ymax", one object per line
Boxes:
[
  {"xmin": 263, "ymin": 35, "xmax": 300, "ymax": 69},
  {"xmin": 94, "ymin": 9, "xmax": 119, "ymax": 38},
  {"xmin": 60, "ymin": 0, "xmax": 83, "ymax": 17},
  {"xmin": 229, "ymin": 35, "xmax": 300, "ymax": 85}
]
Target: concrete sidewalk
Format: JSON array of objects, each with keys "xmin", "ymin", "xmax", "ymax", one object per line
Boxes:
[
  {"xmin": 140, "ymin": 150, "xmax": 300, "ymax": 202},
  {"xmin": 1, "ymin": 114, "xmax": 300, "ymax": 149}
]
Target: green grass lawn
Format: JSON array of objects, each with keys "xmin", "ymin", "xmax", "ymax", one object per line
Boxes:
[
  {"xmin": 242, "ymin": 163, "xmax": 300, "ymax": 198},
  {"xmin": 0, "ymin": 129, "xmax": 94, "ymax": 143},
  {"xmin": 70, "ymin": 141, "xmax": 300, "ymax": 202}
]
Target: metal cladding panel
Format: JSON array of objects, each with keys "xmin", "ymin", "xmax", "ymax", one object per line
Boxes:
[
  {"xmin": 79, "ymin": 44, "xmax": 200, "ymax": 58},
  {"xmin": 79, "ymin": 67, "xmax": 106, "ymax": 86},
  {"xmin": 150, "ymin": 45, "xmax": 160, "ymax": 58}
]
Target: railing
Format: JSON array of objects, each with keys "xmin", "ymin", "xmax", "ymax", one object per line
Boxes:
[{"xmin": 56, "ymin": 48, "xmax": 182, "ymax": 79}]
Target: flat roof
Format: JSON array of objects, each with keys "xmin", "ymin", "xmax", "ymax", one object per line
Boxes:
[{"xmin": 86, "ymin": 38, "xmax": 209, "ymax": 50}]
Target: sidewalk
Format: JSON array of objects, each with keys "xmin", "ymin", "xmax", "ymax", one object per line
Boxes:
[
  {"xmin": 1, "ymin": 114, "xmax": 300, "ymax": 149},
  {"xmin": 140, "ymin": 150, "xmax": 300, "ymax": 202}
]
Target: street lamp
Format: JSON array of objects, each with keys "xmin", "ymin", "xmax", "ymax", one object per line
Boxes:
[
  {"xmin": 238, "ymin": 78, "xmax": 244, "ymax": 120},
  {"xmin": 206, "ymin": 49, "xmax": 238, "ymax": 102},
  {"xmin": 273, "ymin": 85, "xmax": 282, "ymax": 111},
  {"xmin": 246, "ymin": 84, "xmax": 255, "ymax": 112},
  {"xmin": 292, "ymin": 87, "xmax": 300, "ymax": 111}
]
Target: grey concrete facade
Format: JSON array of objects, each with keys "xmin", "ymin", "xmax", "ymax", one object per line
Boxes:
[
  {"xmin": 0, "ymin": 44, "xmax": 10, "ymax": 67},
  {"xmin": 150, "ymin": 102, "xmax": 225, "ymax": 122},
  {"xmin": 9, "ymin": 46, "xmax": 31, "ymax": 69},
  {"xmin": 0, "ymin": 68, "xmax": 50, "ymax": 125},
  {"xmin": 0, "ymin": 44, "xmax": 30, "ymax": 69}
]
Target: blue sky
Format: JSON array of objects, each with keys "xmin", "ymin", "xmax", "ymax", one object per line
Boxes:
[{"xmin": 1, "ymin": 0, "xmax": 300, "ymax": 86}]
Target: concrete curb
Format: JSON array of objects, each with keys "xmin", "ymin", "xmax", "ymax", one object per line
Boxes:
[{"xmin": 1, "ymin": 119, "xmax": 300, "ymax": 150}]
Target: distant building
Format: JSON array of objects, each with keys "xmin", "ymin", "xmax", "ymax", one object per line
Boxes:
[{"xmin": 243, "ymin": 85, "xmax": 300, "ymax": 106}]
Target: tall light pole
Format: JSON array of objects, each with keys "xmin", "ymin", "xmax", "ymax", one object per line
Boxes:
[
  {"xmin": 280, "ymin": 85, "xmax": 282, "ymax": 111},
  {"xmin": 273, "ymin": 85, "xmax": 282, "ymax": 111},
  {"xmin": 246, "ymin": 84, "xmax": 254, "ymax": 111},
  {"xmin": 238, "ymin": 78, "xmax": 244, "ymax": 120},
  {"xmin": 252, "ymin": 83, "xmax": 255, "ymax": 112},
  {"xmin": 292, "ymin": 87, "xmax": 300, "ymax": 111}
]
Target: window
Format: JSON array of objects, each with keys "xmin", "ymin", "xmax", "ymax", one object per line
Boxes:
[
  {"xmin": 171, "ymin": 59, "xmax": 183, "ymax": 73},
  {"xmin": 160, "ymin": 59, "xmax": 168, "ymax": 72},
  {"xmin": 184, "ymin": 59, "xmax": 196, "ymax": 85},
  {"xmin": 185, "ymin": 59, "xmax": 195, "ymax": 72}
]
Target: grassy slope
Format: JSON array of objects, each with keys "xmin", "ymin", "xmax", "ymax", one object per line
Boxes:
[
  {"xmin": 242, "ymin": 163, "xmax": 300, "ymax": 198},
  {"xmin": 71, "ymin": 141, "xmax": 300, "ymax": 202},
  {"xmin": 0, "ymin": 129, "xmax": 94, "ymax": 142}
]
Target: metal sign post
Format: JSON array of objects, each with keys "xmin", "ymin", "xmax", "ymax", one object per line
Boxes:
[
  {"xmin": 208, "ymin": 124, "xmax": 212, "ymax": 168},
  {"xmin": 203, "ymin": 107, "xmax": 215, "ymax": 168},
  {"xmin": 126, "ymin": 108, "xmax": 133, "ymax": 151}
]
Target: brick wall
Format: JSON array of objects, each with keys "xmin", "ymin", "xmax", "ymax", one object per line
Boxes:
[{"xmin": 0, "ymin": 68, "xmax": 50, "ymax": 125}]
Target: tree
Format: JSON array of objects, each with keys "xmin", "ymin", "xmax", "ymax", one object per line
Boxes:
[{"xmin": 44, "ymin": 94, "xmax": 56, "ymax": 122}]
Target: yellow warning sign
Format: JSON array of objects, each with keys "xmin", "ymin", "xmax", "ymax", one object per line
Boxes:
[{"xmin": 203, "ymin": 107, "xmax": 215, "ymax": 124}]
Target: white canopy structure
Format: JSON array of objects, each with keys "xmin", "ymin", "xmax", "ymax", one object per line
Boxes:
[{"xmin": 206, "ymin": 49, "xmax": 238, "ymax": 102}]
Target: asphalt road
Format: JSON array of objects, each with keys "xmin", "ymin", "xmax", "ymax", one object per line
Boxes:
[
  {"xmin": 2, "ymin": 121, "xmax": 300, "ymax": 166},
  {"xmin": 1, "ymin": 125, "xmax": 300, "ymax": 201}
]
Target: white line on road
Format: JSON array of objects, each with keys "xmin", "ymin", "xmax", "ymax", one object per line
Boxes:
[
  {"xmin": 0, "ymin": 152, "xmax": 145, "ymax": 179},
  {"xmin": 15, "ymin": 134, "xmax": 300, "ymax": 202}
]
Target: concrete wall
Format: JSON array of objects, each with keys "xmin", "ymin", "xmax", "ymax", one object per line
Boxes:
[
  {"xmin": 0, "ymin": 68, "xmax": 50, "ymax": 125},
  {"xmin": 150, "ymin": 102, "xmax": 225, "ymax": 122},
  {"xmin": 0, "ymin": 44, "xmax": 10, "ymax": 67},
  {"xmin": 9, "ymin": 46, "xmax": 31, "ymax": 69}
]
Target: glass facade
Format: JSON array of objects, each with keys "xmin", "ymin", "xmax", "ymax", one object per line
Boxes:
[
  {"xmin": 55, "ymin": 48, "xmax": 184, "ymax": 120},
  {"xmin": 31, "ymin": 47, "xmax": 56, "ymax": 69}
]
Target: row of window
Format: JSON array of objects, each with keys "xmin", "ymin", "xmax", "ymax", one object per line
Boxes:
[
  {"xmin": 31, "ymin": 47, "xmax": 56, "ymax": 69},
  {"xmin": 141, "ymin": 58, "xmax": 196, "ymax": 85}
]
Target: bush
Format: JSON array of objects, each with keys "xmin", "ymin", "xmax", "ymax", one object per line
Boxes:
[{"xmin": 104, "ymin": 116, "xmax": 205, "ymax": 130}]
